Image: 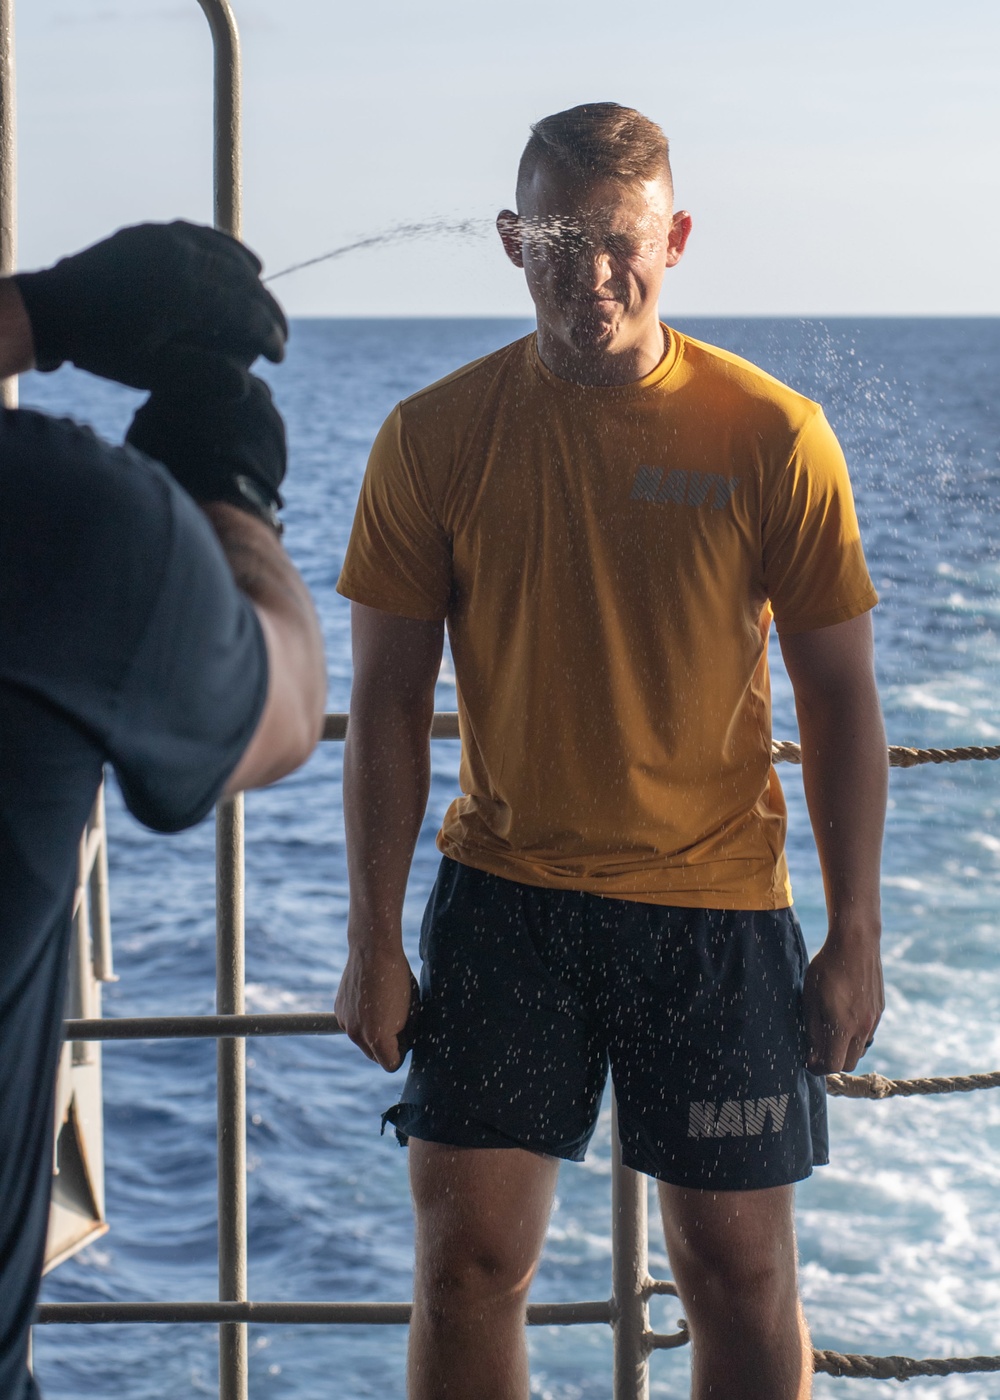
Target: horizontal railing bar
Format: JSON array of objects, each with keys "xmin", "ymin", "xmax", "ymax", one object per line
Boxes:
[
  {"xmin": 63, "ymin": 1020, "xmax": 1000, "ymax": 1109},
  {"xmin": 530, "ymin": 1300, "xmax": 612, "ymax": 1325},
  {"xmin": 37, "ymin": 1302, "xmax": 410, "ymax": 1325},
  {"xmin": 648, "ymin": 1328, "xmax": 691, "ymax": 1351},
  {"xmin": 36, "ymin": 1299, "xmax": 612, "ymax": 1326},
  {"xmin": 63, "ymin": 1013, "xmax": 344, "ymax": 1041}
]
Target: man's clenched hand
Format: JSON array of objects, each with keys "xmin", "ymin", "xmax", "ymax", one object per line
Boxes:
[
  {"xmin": 803, "ymin": 934, "xmax": 884, "ymax": 1075},
  {"xmin": 13, "ymin": 221, "xmax": 287, "ymax": 388},
  {"xmin": 335, "ymin": 943, "xmax": 420, "ymax": 1073},
  {"xmin": 126, "ymin": 370, "xmax": 286, "ymax": 530}
]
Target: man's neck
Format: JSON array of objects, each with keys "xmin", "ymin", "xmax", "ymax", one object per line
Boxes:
[{"xmin": 535, "ymin": 321, "xmax": 668, "ymax": 387}]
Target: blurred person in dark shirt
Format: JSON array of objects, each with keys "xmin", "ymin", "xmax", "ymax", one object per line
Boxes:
[{"xmin": 0, "ymin": 221, "xmax": 326, "ymax": 1399}]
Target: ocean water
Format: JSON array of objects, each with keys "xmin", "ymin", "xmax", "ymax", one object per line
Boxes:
[{"xmin": 25, "ymin": 315, "xmax": 1000, "ymax": 1399}]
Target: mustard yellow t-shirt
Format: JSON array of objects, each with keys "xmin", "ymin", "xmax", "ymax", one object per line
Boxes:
[{"xmin": 337, "ymin": 329, "xmax": 878, "ymax": 909}]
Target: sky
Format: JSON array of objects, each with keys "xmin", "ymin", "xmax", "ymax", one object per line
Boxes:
[{"xmin": 11, "ymin": 0, "xmax": 1000, "ymax": 317}]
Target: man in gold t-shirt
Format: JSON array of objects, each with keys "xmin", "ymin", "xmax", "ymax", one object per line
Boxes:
[{"xmin": 336, "ymin": 103, "xmax": 887, "ymax": 1400}]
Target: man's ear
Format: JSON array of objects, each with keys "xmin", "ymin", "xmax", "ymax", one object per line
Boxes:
[
  {"xmin": 664, "ymin": 210, "xmax": 693, "ymax": 268},
  {"xmin": 496, "ymin": 210, "xmax": 524, "ymax": 269}
]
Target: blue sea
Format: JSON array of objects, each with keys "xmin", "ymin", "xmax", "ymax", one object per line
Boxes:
[{"xmin": 26, "ymin": 315, "xmax": 1000, "ymax": 1398}]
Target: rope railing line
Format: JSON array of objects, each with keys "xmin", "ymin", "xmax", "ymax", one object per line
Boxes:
[
  {"xmin": 813, "ymin": 1348, "xmax": 1000, "ymax": 1381},
  {"xmin": 827, "ymin": 1068, "xmax": 1000, "ymax": 1099},
  {"xmin": 883, "ymin": 742, "xmax": 1000, "ymax": 770},
  {"xmin": 772, "ymin": 739, "xmax": 1000, "ymax": 768},
  {"xmin": 322, "ymin": 714, "xmax": 1000, "ymax": 769}
]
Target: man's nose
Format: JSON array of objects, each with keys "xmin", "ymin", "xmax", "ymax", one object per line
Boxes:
[{"xmin": 573, "ymin": 244, "xmax": 613, "ymax": 289}]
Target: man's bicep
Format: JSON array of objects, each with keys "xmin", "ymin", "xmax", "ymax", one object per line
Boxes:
[
  {"xmin": 350, "ymin": 602, "xmax": 445, "ymax": 707},
  {"xmin": 779, "ymin": 611, "xmax": 876, "ymax": 705}
]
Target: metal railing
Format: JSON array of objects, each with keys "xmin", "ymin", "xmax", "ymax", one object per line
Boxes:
[
  {"xmin": 15, "ymin": 5, "xmax": 993, "ymax": 1396},
  {"xmin": 38, "ymin": 711, "xmax": 687, "ymax": 1400},
  {"xmin": 35, "ymin": 715, "xmax": 1000, "ymax": 1398},
  {"xmin": 4, "ymin": 4, "xmax": 677, "ymax": 1390},
  {"xmin": 1, "ymin": 0, "xmax": 16, "ymax": 410}
]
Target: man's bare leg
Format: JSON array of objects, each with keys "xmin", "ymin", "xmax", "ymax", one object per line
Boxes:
[
  {"xmin": 659, "ymin": 1182, "xmax": 812, "ymax": 1400},
  {"xmin": 408, "ymin": 1141, "xmax": 560, "ymax": 1400}
]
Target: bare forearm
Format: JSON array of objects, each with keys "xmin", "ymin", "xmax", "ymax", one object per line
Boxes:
[
  {"xmin": 797, "ymin": 679, "xmax": 887, "ymax": 1071},
  {"xmin": 203, "ymin": 501, "xmax": 316, "ymax": 625},
  {"xmin": 335, "ymin": 604, "xmax": 442, "ymax": 1069},
  {"xmin": 796, "ymin": 680, "xmax": 887, "ymax": 940},
  {"xmin": 781, "ymin": 613, "xmax": 887, "ymax": 1070},
  {"xmin": 0, "ymin": 279, "xmax": 35, "ymax": 378},
  {"xmin": 203, "ymin": 503, "xmax": 326, "ymax": 790},
  {"xmin": 344, "ymin": 690, "xmax": 433, "ymax": 946},
  {"xmin": 782, "ymin": 613, "xmax": 888, "ymax": 941}
]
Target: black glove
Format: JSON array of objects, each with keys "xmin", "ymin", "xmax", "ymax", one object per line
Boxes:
[
  {"xmin": 14, "ymin": 221, "xmax": 288, "ymax": 389},
  {"xmin": 126, "ymin": 369, "xmax": 286, "ymax": 531}
]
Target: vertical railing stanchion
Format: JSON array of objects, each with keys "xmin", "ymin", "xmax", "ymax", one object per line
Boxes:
[
  {"xmin": 90, "ymin": 781, "xmax": 116, "ymax": 984},
  {"xmin": 216, "ymin": 794, "xmax": 248, "ymax": 1400},
  {"xmin": 69, "ymin": 824, "xmax": 98, "ymax": 1067},
  {"xmin": 0, "ymin": 0, "xmax": 17, "ymax": 409},
  {"xmin": 4, "ymin": 28, "xmax": 25, "ymax": 1380},
  {"xmin": 196, "ymin": 0, "xmax": 242, "ymax": 240},
  {"xmin": 611, "ymin": 1091, "xmax": 651, "ymax": 1400},
  {"xmin": 194, "ymin": 5, "xmax": 245, "ymax": 1397}
]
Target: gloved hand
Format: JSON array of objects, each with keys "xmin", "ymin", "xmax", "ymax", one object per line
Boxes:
[
  {"xmin": 13, "ymin": 221, "xmax": 287, "ymax": 390},
  {"xmin": 126, "ymin": 368, "xmax": 286, "ymax": 532}
]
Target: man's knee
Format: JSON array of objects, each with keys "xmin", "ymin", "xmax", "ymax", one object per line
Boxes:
[
  {"xmin": 674, "ymin": 1228, "xmax": 795, "ymax": 1303},
  {"xmin": 418, "ymin": 1235, "xmax": 538, "ymax": 1316},
  {"xmin": 661, "ymin": 1184, "xmax": 800, "ymax": 1308},
  {"xmin": 415, "ymin": 1187, "xmax": 546, "ymax": 1311},
  {"xmin": 410, "ymin": 1142, "xmax": 558, "ymax": 1316}
]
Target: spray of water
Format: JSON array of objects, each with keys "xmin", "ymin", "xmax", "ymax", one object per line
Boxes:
[
  {"xmin": 264, "ymin": 212, "xmax": 648, "ymax": 282},
  {"xmin": 264, "ymin": 217, "xmax": 493, "ymax": 282}
]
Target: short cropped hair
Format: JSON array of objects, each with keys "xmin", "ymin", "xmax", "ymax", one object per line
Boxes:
[{"xmin": 516, "ymin": 102, "xmax": 673, "ymax": 207}]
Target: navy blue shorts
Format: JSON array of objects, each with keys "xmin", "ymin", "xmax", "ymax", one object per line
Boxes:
[{"xmin": 384, "ymin": 858, "xmax": 828, "ymax": 1191}]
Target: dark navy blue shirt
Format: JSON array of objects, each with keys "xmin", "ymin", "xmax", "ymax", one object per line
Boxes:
[{"xmin": 0, "ymin": 407, "xmax": 268, "ymax": 1398}]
